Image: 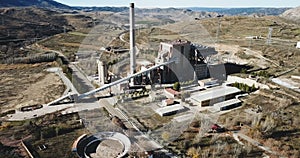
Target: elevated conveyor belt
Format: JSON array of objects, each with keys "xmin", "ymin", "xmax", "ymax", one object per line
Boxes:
[
  {"xmin": 46, "ymin": 60, "xmax": 175, "ymax": 105},
  {"xmin": 77, "ymin": 60, "xmax": 175, "ymax": 100}
]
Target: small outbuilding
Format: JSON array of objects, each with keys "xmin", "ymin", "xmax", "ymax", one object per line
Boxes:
[
  {"xmin": 161, "ymin": 98, "xmax": 174, "ymax": 107},
  {"xmin": 213, "ymin": 99, "xmax": 242, "ymax": 111},
  {"xmin": 198, "ymin": 78, "xmax": 219, "ymax": 88},
  {"xmin": 156, "ymin": 104, "xmax": 185, "ymax": 116},
  {"xmin": 296, "ymin": 42, "xmax": 300, "ymax": 49},
  {"xmin": 164, "ymin": 88, "xmax": 181, "ymax": 98}
]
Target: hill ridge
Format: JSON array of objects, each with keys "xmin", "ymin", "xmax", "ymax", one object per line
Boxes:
[{"xmin": 0, "ymin": 0, "xmax": 70, "ymax": 9}]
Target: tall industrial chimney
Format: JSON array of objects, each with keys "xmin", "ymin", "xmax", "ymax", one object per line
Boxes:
[{"xmin": 130, "ymin": 3, "xmax": 136, "ymax": 75}]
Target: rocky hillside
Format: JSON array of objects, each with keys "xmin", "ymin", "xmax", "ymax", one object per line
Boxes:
[
  {"xmin": 0, "ymin": 7, "xmax": 69, "ymax": 41},
  {"xmin": 0, "ymin": 0, "xmax": 70, "ymax": 9},
  {"xmin": 0, "ymin": 7, "xmax": 71, "ymax": 62},
  {"xmin": 280, "ymin": 6, "xmax": 300, "ymax": 24},
  {"xmin": 190, "ymin": 7, "xmax": 290, "ymax": 16}
]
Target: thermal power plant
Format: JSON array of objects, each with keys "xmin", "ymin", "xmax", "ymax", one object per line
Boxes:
[
  {"xmin": 155, "ymin": 40, "xmax": 218, "ymax": 83},
  {"xmin": 129, "ymin": 3, "xmax": 136, "ymax": 75},
  {"xmin": 81, "ymin": 3, "xmax": 219, "ymax": 100}
]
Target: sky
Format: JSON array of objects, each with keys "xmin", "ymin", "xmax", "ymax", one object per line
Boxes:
[{"xmin": 54, "ymin": 0, "xmax": 300, "ymax": 8}]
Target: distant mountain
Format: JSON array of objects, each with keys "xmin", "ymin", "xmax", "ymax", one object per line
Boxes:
[
  {"xmin": 188, "ymin": 7, "xmax": 291, "ymax": 16},
  {"xmin": 0, "ymin": 0, "xmax": 127, "ymax": 12},
  {"xmin": 134, "ymin": 8, "xmax": 219, "ymax": 20},
  {"xmin": 103, "ymin": 7, "xmax": 219, "ymax": 26},
  {"xmin": 73, "ymin": 6, "xmax": 128, "ymax": 12},
  {"xmin": 0, "ymin": 0, "xmax": 70, "ymax": 9},
  {"xmin": 280, "ymin": 6, "xmax": 300, "ymax": 24}
]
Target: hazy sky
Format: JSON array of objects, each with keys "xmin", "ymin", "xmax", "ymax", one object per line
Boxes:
[{"xmin": 54, "ymin": 0, "xmax": 299, "ymax": 8}]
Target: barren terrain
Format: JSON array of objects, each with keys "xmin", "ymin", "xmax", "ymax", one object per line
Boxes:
[
  {"xmin": 0, "ymin": 4, "xmax": 299, "ymax": 158},
  {"xmin": 0, "ymin": 63, "xmax": 65, "ymax": 112}
]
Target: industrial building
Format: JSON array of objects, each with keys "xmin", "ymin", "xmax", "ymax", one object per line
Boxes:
[
  {"xmin": 97, "ymin": 60, "xmax": 108, "ymax": 85},
  {"xmin": 155, "ymin": 104, "xmax": 185, "ymax": 116},
  {"xmin": 188, "ymin": 86, "xmax": 241, "ymax": 107},
  {"xmin": 198, "ymin": 78, "xmax": 219, "ymax": 88},
  {"xmin": 97, "ymin": 39, "xmax": 220, "ymax": 89},
  {"xmin": 213, "ymin": 98, "xmax": 242, "ymax": 111},
  {"xmin": 94, "ymin": 2, "xmax": 223, "ymax": 105},
  {"xmin": 155, "ymin": 40, "xmax": 218, "ymax": 83}
]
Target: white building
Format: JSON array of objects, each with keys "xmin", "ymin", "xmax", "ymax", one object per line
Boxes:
[
  {"xmin": 161, "ymin": 98, "xmax": 174, "ymax": 107},
  {"xmin": 296, "ymin": 42, "xmax": 300, "ymax": 49},
  {"xmin": 213, "ymin": 99, "xmax": 242, "ymax": 111},
  {"xmin": 198, "ymin": 78, "xmax": 219, "ymax": 88},
  {"xmin": 155, "ymin": 104, "xmax": 185, "ymax": 116},
  {"xmin": 188, "ymin": 86, "xmax": 241, "ymax": 107}
]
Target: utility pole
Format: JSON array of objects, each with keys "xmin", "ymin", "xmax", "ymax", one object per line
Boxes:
[
  {"xmin": 248, "ymin": 38, "xmax": 253, "ymax": 49},
  {"xmin": 216, "ymin": 17, "xmax": 221, "ymax": 43},
  {"xmin": 266, "ymin": 27, "xmax": 273, "ymax": 45},
  {"xmin": 63, "ymin": 26, "xmax": 66, "ymax": 34},
  {"xmin": 92, "ymin": 18, "xmax": 96, "ymax": 27}
]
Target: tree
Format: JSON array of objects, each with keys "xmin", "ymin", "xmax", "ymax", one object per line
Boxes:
[
  {"xmin": 251, "ymin": 84, "xmax": 256, "ymax": 92},
  {"xmin": 187, "ymin": 147, "xmax": 201, "ymax": 158},
  {"xmin": 240, "ymin": 68, "xmax": 247, "ymax": 74},
  {"xmin": 173, "ymin": 82, "xmax": 180, "ymax": 91},
  {"xmin": 245, "ymin": 85, "xmax": 250, "ymax": 92},
  {"xmin": 161, "ymin": 132, "xmax": 170, "ymax": 141}
]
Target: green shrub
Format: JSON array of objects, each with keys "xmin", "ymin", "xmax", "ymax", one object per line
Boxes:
[{"xmin": 173, "ymin": 82, "xmax": 180, "ymax": 91}]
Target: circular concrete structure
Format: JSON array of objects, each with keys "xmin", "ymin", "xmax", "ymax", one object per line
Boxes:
[
  {"xmin": 90, "ymin": 139, "xmax": 123, "ymax": 157},
  {"xmin": 75, "ymin": 132, "xmax": 131, "ymax": 158}
]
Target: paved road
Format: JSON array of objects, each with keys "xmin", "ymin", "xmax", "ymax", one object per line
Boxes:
[
  {"xmin": 69, "ymin": 64, "xmax": 95, "ymax": 93},
  {"xmin": 6, "ymin": 63, "xmax": 99, "ymax": 121},
  {"xmin": 119, "ymin": 31, "xmax": 128, "ymax": 43},
  {"xmin": 7, "ymin": 103, "xmax": 74, "ymax": 121},
  {"xmin": 47, "ymin": 67, "xmax": 78, "ymax": 94}
]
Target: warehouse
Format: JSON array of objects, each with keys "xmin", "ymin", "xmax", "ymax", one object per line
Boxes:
[
  {"xmin": 188, "ymin": 86, "xmax": 241, "ymax": 106},
  {"xmin": 213, "ymin": 99, "xmax": 242, "ymax": 111},
  {"xmin": 155, "ymin": 104, "xmax": 185, "ymax": 116}
]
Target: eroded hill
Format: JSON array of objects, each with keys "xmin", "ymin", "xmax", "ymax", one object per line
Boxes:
[{"xmin": 280, "ymin": 6, "xmax": 300, "ymax": 24}]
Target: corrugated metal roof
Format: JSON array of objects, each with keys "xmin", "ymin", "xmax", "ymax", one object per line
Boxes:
[
  {"xmin": 213, "ymin": 99, "xmax": 241, "ymax": 108},
  {"xmin": 156, "ymin": 104, "xmax": 184, "ymax": 116},
  {"xmin": 190, "ymin": 86, "xmax": 241, "ymax": 103}
]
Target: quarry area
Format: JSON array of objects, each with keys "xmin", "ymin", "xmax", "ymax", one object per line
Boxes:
[{"xmin": 0, "ymin": 2, "xmax": 300, "ymax": 158}]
